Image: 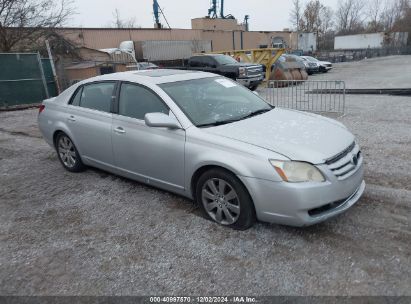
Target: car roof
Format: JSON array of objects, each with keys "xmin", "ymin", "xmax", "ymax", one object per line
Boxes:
[
  {"xmin": 191, "ymin": 54, "xmax": 226, "ymax": 57},
  {"xmin": 80, "ymin": 69, "xmax": 217, "ymax": 85}
]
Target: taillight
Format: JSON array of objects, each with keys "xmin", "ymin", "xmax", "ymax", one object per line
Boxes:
[{"xmin": 38, "ymin": 104, "xmax": 45, "ymax": 114}]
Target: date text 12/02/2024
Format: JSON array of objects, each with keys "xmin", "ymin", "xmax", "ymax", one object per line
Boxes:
[{"xmin": 149, "ymin": 297, "xmax": 257, "ymax": 303}]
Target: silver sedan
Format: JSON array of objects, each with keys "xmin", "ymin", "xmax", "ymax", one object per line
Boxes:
[{"xmin": 38, "ymin": 69, "xmax": 365, "ymax": 230}]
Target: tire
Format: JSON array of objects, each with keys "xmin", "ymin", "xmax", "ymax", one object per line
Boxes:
[
  {"xmin": 55, "ymin": 132, "xmax": 86, "ymax": 173},
  {"xmin": 195, "ymin": 169, "xmax": 256, "ymax": 230},
  {"xmin": 249, "ymin": 85, "xmax": 258, "ymax": 91}
]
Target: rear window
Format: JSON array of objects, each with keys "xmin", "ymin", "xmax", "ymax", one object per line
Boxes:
[
  {"xmin": 70, "ymin": 82, "xmax": 116, "ymax": 113},
  {"xmin": 70, "ymin": 87, "xmax": 82, "ymax": 106}
]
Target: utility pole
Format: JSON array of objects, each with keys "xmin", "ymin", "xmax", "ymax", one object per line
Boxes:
[{"xmin": 45, "ymin": 40, "xmax": 60, "ymax": 94}]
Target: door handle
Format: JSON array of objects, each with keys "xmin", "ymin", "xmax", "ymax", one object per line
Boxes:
[
  {"xmin": 114, "ymin": 127, "xmax": 126, "ymax": 134},
  {"xmin": 67, "ymin": 115, "xmax": 76, "ymax": 122}
]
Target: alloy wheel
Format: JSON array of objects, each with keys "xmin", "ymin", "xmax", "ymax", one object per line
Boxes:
[
  {"xmin": 201, "ymin": 178, "xmax": 240, "ymax": 225},
  {"xmin": 57, "ymin": 135, "xmax": 77, "ymax": 168}
]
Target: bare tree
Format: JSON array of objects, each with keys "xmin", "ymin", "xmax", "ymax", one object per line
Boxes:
[
  {"xmin": 391, "ymin": 0, "xmax": 411, "ymax": 33},
  {"xmin": 320, "ymin": 6, "xmax": 334, "ymax": 34},
  {"xmin": 111, "ymin": 8, "xmax": 137, "ymax": 28},
  {"xmin": 0, "ymin": 0, "xmax": 75, "ymax": 51},
  {"xmin": 297, "ymin": 0, "xmax": 335, "ymax": 50},
  {"xmin": 289, "ymin": 0, "xmax": 304, "ymax": 31},
  {"xmin": 366, "ymin": 0, "xmax": 384, "ymax": 32},
  {"xmin": 319, "ymin": 6, "xmax": 335, "ymax": 49},
  {"xmin": 336, "ymin": 0, "xmax": 366, "ymax": 34},
  {"xmin": 380, "ymin": 0, "xmax": 410, "ymax": 31},
  {"xmin": 300, "ymin": 0, "xmax": 324, "ymax": 33}
]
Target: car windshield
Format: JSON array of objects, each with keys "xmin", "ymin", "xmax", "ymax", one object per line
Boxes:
[
  {"xmin": 306, "ymin": 56, "xmax": 319, "ymax": 62},
  {"xmin": 160, "ymin": 77, "xmax": 272, "ymax": 127},
  {"xmin": 290, "ymin": 55, "xmax": 304, "ymax": 62},
  {"xmin": 213, "ymin": 55, "xmax": 238, "ymax": 65}
]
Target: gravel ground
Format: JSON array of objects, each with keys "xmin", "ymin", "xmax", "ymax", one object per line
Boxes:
[{"xmin": 0, "ymin": 58, "xmax": 410, "ymax": 296}]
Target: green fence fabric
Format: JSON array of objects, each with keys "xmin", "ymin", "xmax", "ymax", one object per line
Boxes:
[{"xmin": 0, "ymin": 53, "xmax": 57, "ymax": 107}]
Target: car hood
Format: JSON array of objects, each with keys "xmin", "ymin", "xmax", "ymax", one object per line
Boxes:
[{"xmin": 204, "ymin": 108, "xmax": 354, "ymax": 164}]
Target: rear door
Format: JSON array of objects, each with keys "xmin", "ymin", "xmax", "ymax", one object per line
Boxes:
[
  {"xmin": 111, "ymin": 82, "xmax": 186, "ymax": 191},
  {"xmin": 65, "ymin": 81, "xmax": 116, "ymax": 167}
]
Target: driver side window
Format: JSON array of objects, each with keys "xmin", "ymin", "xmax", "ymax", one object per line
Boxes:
[{"xmin": 118, "ymin": 83, "xmax": 169, "ymax": 120}]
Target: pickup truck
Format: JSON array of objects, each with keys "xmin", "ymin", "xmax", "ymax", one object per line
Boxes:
[{"xmin": 180, "ymin": 54, "xmax": 264, "ymax": 90}]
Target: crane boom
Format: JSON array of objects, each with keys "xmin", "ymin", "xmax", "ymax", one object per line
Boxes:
[
  {"xmin": 153, "ymin": 0, "xmax": 170, "ymax": 29},
  {"xmin": 208, "ymin": 0, "xmax": 217, "ymax": 18},
  {"xmin": 220, "ymin": 0, "xmax": 224, "ymax": 18},
  {"xmin": 153, "ymin": 0, "xmax": 160, "ymax": 27}
]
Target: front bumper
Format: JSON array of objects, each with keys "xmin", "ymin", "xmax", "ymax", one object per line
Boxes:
[
  {"xmin": 236, "ymin": 75, "xmax": 264, "ymax": 88},
  {"xmin": 306, "ymin": 67, "xmax": 320, "ymax": 74},
  {"xmin": 239, "ymin": 161, "xmax": 365, "ymax": 227},
  {"xmin": 321, "ymin": 65, "xmax": 333, "ymax": 71}
]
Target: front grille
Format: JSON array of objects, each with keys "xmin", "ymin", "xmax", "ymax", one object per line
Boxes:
[
  {"xmin": 326, "ymin": 142, "xmax": 362, "ymax": 180},
  {"xmin": 247, "ymin": 66, "xmax": 263, "ymax": 77}
]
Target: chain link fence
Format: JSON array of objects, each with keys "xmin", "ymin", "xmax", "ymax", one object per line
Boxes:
[
  {"xmin": 316, "ymin": 46, "xmax": 411, "ymax": 63},
  {"xmin": 265, "ymin": 80, "xmax": 346, "ymax": 116},
  {"xmin": 0, "ymin": 53, "xmax": 57, "ymax": 108}
]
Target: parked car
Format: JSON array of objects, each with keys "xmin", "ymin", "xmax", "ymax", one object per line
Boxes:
[
  {"xmin": 38, "ymin": 70, "xmax": 365, "ymax": 230},
  {"xmin": 300, "ymin": 56, "xmax": 320, "ymax": 75},
  {"xmin": 178, "ymin": 54, "xmax": 264, "ymax": 90},
  {"xmin": 127, "ymin": 62, "xmax": 159, "ymax": 70},
  {"xmin": 301, "ymin": 56, "xmax": 333, "ymax": 73},
  {"xmin": 271, "ymin": 54, "xmax": 306, "ymax": 71}
]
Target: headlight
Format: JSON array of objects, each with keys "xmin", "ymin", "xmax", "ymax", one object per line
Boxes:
[
  {"xmin": 239, "ymin": 67, "xmax": 247, "ymax": 77},
  {"xmin": 269, "ymin": 160, "xmax": 325, "ymax": 183}
]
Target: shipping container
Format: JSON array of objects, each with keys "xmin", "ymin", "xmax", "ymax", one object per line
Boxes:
[
  {"xmin": 298, "ymin": 33, "xmax": 317, "ymax": 53},
  {"xmin": 334, "ymin": 33, "xmax": 384, "ymax": 50},
  {"xmin": 334, "ymin": 32, "xmax": 409, "ymax": 50},
  {"xmin": 134, "ymin": 40, "xmax": 212, "ymax": 61}
]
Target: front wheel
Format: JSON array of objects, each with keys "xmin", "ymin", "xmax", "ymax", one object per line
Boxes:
[
  {"xmin": 249, "ymin": 85, "xmax": 259, "ymax": 91},
  {"xmin": 195, "ymin": 169, "xmax": 256, "ymax": 230}
]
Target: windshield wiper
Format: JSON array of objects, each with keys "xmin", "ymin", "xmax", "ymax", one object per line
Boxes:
[
  {"xmin": 197, "ymin": 118, "xmax": 242, "ymax": 128},
  {"xmin": 240, "ymin": 108, "xmax": 272, "ymax": 120}
]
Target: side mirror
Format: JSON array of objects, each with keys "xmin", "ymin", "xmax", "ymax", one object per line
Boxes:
[{"xmin": 144, "ymin": 112, "xmax": 181, "ymax": 129}]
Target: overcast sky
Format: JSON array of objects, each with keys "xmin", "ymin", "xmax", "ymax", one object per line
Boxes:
[{"xmin": 69, "ymin": 0, "xmax": 340, "ymax": 31}]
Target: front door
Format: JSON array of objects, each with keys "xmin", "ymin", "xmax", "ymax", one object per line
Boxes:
[{"xmin": 111, "ymin": 82, "xmax": 185, "ymax": 191}]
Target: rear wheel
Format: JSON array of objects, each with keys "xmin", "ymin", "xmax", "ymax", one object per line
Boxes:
[
  {"xmin": 195, "ymin": 169, "xmax": 256, "ymax": 230},
  {"xmin": 55, "ymin": 133, "xmax": 85, "ymax": 172}
]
